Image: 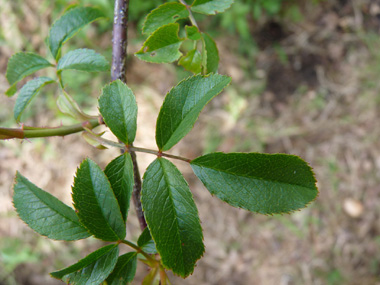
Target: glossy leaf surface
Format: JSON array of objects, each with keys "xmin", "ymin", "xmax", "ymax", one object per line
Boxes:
[
  {"xmin": 156, "ymin": 74, "xmax": 231, "ymax": 151},
  {"xmin": 142, "ymin": 158, "xmax": 204, "ymax": 277},
  {"xmin": 191, "ymin": 0, "xmax": 234, "ymax": 15},
  {"xmin": 57, "ymin": 48, "xmax": 109, "ymax": 72},
  {"xmin": 72, "ymin": 159, "xmax": 126, "ymax": 241},
  {"xmin": 99, "ymin": 80, "xmax": 137, "ymax": 144},
  {"xmin": 191, "ymin": 152, "xmax": 318, "ymax": 214},
  {"xmin": 106, "ymin": 252, "xmax": 137, "ymax": 285},
  {"xmin": 13, "ymin": 172, "xmax": 90, "ymax": 241}
]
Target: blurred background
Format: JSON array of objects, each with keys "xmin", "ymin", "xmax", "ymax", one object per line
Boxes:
[{"xmin": 1, "ymin": 0, "xmax": 380, "ymax": 284}]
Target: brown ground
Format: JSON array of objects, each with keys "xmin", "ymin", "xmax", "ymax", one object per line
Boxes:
[{"xmin": 1, "ymin": 0, "xmax": 380, "ymax": 284}]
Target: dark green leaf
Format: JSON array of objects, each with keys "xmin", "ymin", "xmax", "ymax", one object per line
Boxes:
[
  {"xmin": 156, "ymin": 74, "xmax": 231, "ymax": 151},
  {"xmin": 191, "ymin": 152, "xmax": 319, "ymax": 214},
  {"xmin": 186, "ymin": 25, "xmax": 201, "ymax": 40},
  {"xmin": 202, "ymin": 33, "xmax": 219, "ymax": 73},
  {"xmin": 143, "ymin": 3, "xmax": 189, "ymax": 35},
  {"xmin": 191, "ymin": 0, "xmax": 234, "ymax": 15},
  {"xmin": 13, "ymin": 172, "xmax": 90, "ymax": 241},
  {"xmin": 57, "ymin": 48, "xmax": 109, "ymax": 72},
  {"xmin": 99, "ymin": 80, "xmax": 138, "ymax": 145},
  {"xmin": 179, "ymin": 49, "xmax": 202, "ymax": 73},
  {"xmin": 142, "ymin": 158, "xmax": 204, "ymax": 277},
  {"xmin": 5, "ymin": 52, "xmax": 53, "ymax": 96},
  {"xmin": 48, "ymin": 6, "xmax": 105, "ymax": 60},
  {"xmin": 72, "ymin": 158, "xmax": 126, "ymax": 241},
  {"xmin": 51, "ymin": 244, "xmax": 119, "ymax": 284},
  {"xmin": 106, "ymin": 252, "xmax": 137, "ymax": 285},
  {"xmin": 14, "ymin": 77, "xmax": 55, "ymax": 122},
  {"xmin": 135, "ymin": 23, "xmax": 183, "ymax": 63},
  {"xmin": 137, "ymin": 227, "xmax": 157, "ymax": 254},
  {"xmin": 104, "ymin": 153, "xmax": 134, "ymax": 223}
]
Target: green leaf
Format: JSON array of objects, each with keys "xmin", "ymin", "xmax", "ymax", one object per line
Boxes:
[
  {"xmin": 141, "ymin": 158, "xmax": 204, "ymax": 277},
  {"xmin": 48, "ymin": 6, "xmax": 105, "ymax": 60},
  {"xmin": 179, "ymin": 49, "xmax": 202, "ymax": 73},
  {"xmin": 56, "ymin": 90, "xmax": 94, "ymax": 121},
  {"xmin": 202, "ymin": 33, "xmax": 219, "ymax": 74},
  {"xmin": 57, "ymin": 48, "xmax": 109, "ymax": 72},
  {"xmin": 14, "ymin": 77, "xmax": 56, "ymax": 122},
  {"xmin": 191, "ymin": 0, "xmax": 234, "ymax": 15},
  {"xmin": 186, "ymin": 25, "xmax": 201, "ymax": 41},
  {"xmin": 13, "ymin": 172, "xmax": 90, "ymax": 241},
  {"xmin": 98, "ymin": 80, "xmax": 138, "ymax": 145},
  {"xmin": 51, "ymin": 244, "xmax": 119, "ymax": 284},
  {"xmin": 137, "ymin": 227, "xmax": 157, "ymax": 254},
  {"xmin": 135, "ymin": 23, "xmax": 183, "ymax": 63},
  {"xmin": 191, "ymin": 152, "xmax": 319, "ymax": 214},
  {"xmin": 156, "ymin": 74, "xmax": 231, "ymax": 151},
  {"xmin": 72, "ymin": 158, "xmax": 126, "ymax": 241},
  {"xmin": 143, "ymin": 3, "xmax": 189, "ymax": 35},
  {"xmin": 5, "ymin": 52, "xmax": 53, "ymax": 96},
  {"xmin": 106, "ymin": 252, "xmax": 137, "ymax": 285},
  {"xmin": 104, "ymin": 153, "xmax": 134, "ymax": 223}
]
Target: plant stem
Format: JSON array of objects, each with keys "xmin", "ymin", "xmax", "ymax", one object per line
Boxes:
[
  {"xmin": 112, "ymin": 0, "xmax": 147, "ymax": 230},
  {"xmin": 0, "ymin": 118, "xmax": 100, "ymax": 140},
  {"xmin": 130, "ymin": 146, "xmax": 191, "ymax": 163},
  {"xmin": 179, "ymin": 0, "xmax": 199, "ymax": 28},
  {"xmin": 120, "ymin": 239, "xmax": 157, "ymax": 263}
]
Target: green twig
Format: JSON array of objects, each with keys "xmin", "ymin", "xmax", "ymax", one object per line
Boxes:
[
  {"xmin": 179, "ymin": 0, "xmax": 199, "ymax": 28},
  {"xmin": 120, "ymin": 239, "xmax": 157, "ymax": 263}
]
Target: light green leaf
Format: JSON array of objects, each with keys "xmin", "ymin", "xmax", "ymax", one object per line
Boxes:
[
  {"xmin": 14, "ymin": 77, "xmax": 55, "ymax": 122},
  {"xmin": 72, "ymin": 158, "xmax": 126, "ymax": 241},
  {"xmin": 142, "ymin": 158, "xmax": 204, "ymax": 277},
  {"xmin": 51, "ymin": 244, "xmax": 119, "ymax": 284},
  {"xmin": 13, "ymin": 172, "xmax": 91, "ymax": 241},
  {"xmin": 186, "ymin": 25, "xmax": 201, "ymax": 40},
  {"xmin": 106, "ymin": 252, "xmax": 137, "ymax": 285},
  {"xmin": 48, "ymin": 6, "xmax": 105, "ymax": 60},
  {"xmin": 191, "ymin": 152, "xmax": 319, "ymax": 214},
  {"xmin": 135, "ymin": 23, "xmax": 183, "ymax": 63},
  {"xmin": 56, "ymin": 90, "xmax": 94, "ymax": 121},
  {"xmin": 202, "ymin": 33, "xmax": 219, "ymax": 74},
  {"xmin": 137, "ymin": 227, "xmax": 157, "ymax": 254},
  {"xmin": 179, "ymin": 49, "xmax": 202, "ymax": 73},
  {"xmin": 104, "ymin": 153, "xmax": 134, "ymax": 223},
  {"xmin": 143, "ymin": 3, "xmax": 189, "ymax": 35},
  {"xmin": 191, "ymin": 0, "xmax": 234, "ymax": 15},
  {"xmin": 5, "ymin": 52, "xmax": 53, "ymax": 96},
  {"xmin": 98, "ymin": 80, "xmax": 137, "ymax": 145},
  {"xmin": 156, "ymin": 74, "xmax": 231, "ymax": 151},
  {"xmin": 57, "ymin": 48, "xmax": 109, "ymax": 72}
]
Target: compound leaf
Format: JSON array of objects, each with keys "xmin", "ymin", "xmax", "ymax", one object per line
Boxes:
[
  {"xmin": 48, "ymin": 6, "xmax": 105, "ymax": 60},
  {"xmin": 104, "ymin": 153, "xmax": 134, "ymax": 223},
  {"xmin": 99, "ymin": 80, "xmax": 137, "ymax": 145},
  {"xmin": 143, "ymin": 3, "xmax": 189, "ymax": 35},
  {"xmin": 106, "ymin": 252, "xmax": 137, "ymax": 285},
  {"xmin": 72, "ymin": 158, "xmax": 126, "ymax": 241},
  {"xmin": 137, "ymin": 227, "xmax": 157, "ymax": 254},
  {"xmin": 57, "ymin": 48, "xmax": 109, "ymax": 72},
  {"xmin": 156, "ymin": 74, "xmax": 231, "ymax": 151},
  {"xmin": 51, "ymin": 244, "xmax": 119, "ymax": 284},
  {"xmin": 14, "ymin": 77, "xmax": 56, "ymax": 122},
  {"xmin": 141, "ymin": 158, "xmax": 204, "ymax": 277},
  {"xmin": 179, "ymin": 49, "xmax": 202, "ymax": 73},
  {"xmin": 13, "ymin": 172, "xmax": 91, "ymax": 241},
  {"xmin": 191, "ymin": 152, "xmax": 318, "ymax": 214},
  {"xmin": 202, "ymin": 33, "xmax": 219, "ymax": 74},
  {"xmin": 5, "ymin": 53, "xmax": 53, "ymax": 96},
  {"xmin": 191, "ymin": 0, "xmax": 234, "ymax": 15},
  {"xmin": 135, "ymin": 23, "xmax": 183, "ymax": 63}
]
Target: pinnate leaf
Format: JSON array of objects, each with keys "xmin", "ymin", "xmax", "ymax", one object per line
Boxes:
[
  {"xmin": 191, "ymin": 0, "xmax": 234, "ymax": 15},
  {"xmin": 6, "ymin": 52, "xmax": 53, "ymax": 96},
  {"xmin": 137, "ymin": 227, "xmax": 157, "ymax": 254},
  {"xmin": 104, "ymin": 153, "xmax": 134, "ymax": 223},
  {"xmin": 48, "ymin": 6, "xmax": 105, "ymax": 60},
  {"xmin": 57, "ymin": 48, "xmax": 109, "ymax": 72},
  {"xmin": 72, "ymin": 158, "xmax": 126, "ymax": 241},
  {"xmin": 156, "ymin": 74, "xmax": 231, "ymax": 151},
  {"xmin": 142, "ymin": 158, "xmax": 204, "ymax": 277},
  {"xmin": 14, "ymin": 77, "xmax": 56, "ymax": 122},
  {"xmin": 13, "ymin": 172, "xmax": 90, "ymax": 241},
  {"xmin": 106, "ymin": 252, "xmax": 137, "ymax": 285},
  {"xmin": 179, "ymin": 49, "xmax": 202, "ymax": 73},
  {"xmin": 99, "ymin": 80, "xmax": 137, "ymax": 144},
  {"xmin": 135, "ymin": 23, "xmax": 183, "ymax": 63},
  {"xmin": 191, "ymin": 152, "xmax": 318, "ymax": 214},
  {"xmin": 143, "ymin": 3, "xmax": 189, "ymax": 35},
  {"xmin": 202, "ymin": 33, "xmax": 219, "ymax": 74},
  {"xmin": 51, "ymin": 244, "xmax": 119, "ymax": 284}
]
